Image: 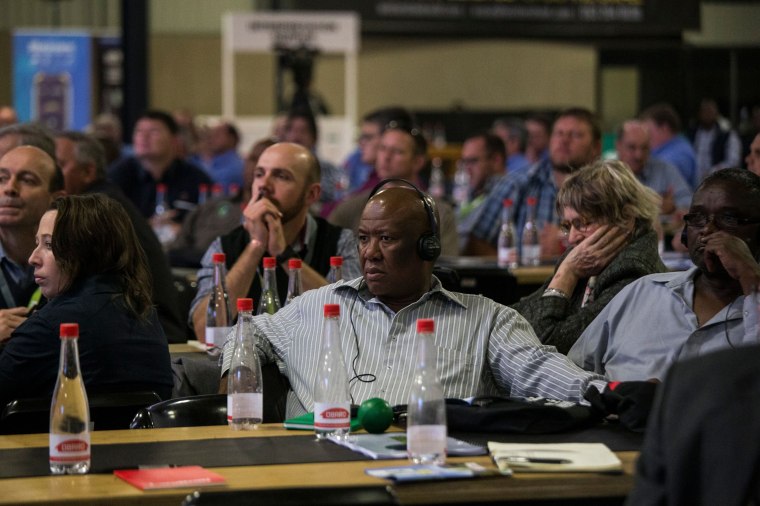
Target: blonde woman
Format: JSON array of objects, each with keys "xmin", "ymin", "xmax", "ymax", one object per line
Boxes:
[{"xmin": 512, "ymin": 159, "xmax": 666, "ymax": 353}]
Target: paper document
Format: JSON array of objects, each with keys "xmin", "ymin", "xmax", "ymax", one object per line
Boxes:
[
  {"xmin": 488, "ymin": 442, "xmax": 622, "ymax": 473},
  {"xmin": 330, "ymin": 432, "xmax": 486, "ymax": 459}
]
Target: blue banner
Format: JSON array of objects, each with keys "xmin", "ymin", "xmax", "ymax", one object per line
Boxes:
[{"xmin": 13, "ymin": 31, "xmax": 92, "ymax": 131}]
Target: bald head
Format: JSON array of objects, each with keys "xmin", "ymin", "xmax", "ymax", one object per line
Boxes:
[
  {"xmin": 261, "ymin": 142, "xmax": 321, "ymax": 185},
  {"xmin": 0, "ymin": 145, "xmax": 58, "ymax": 187},
  {"xmin": 365, "ymin": 185, "xmax": 438, "ymax": 238}
]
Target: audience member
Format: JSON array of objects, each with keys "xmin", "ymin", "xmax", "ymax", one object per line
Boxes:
[
  {"xmin": 219, "ymin": 185, "xmax": 609, "ymax": 418},
  {"xmin": 746, "ymin": 132, "xmax": 760, "ymax": 176},
  {"xmin": 492, "ymin": 116, "xmax": 530, "ymax": 176},
  {"xmin": 465, "ymin": 107, "xmax": 602, "ymax": 259},
  {"xmin": 189, "ymin": 142, "xmax": 361, "ymax": 341},
  {"xmin": 0, "ymin": 106, "xmax": 18, "ymax": 128},
  {"xmin": 511, "ymin": 159, "xmax": 665, "ymax": 354},
  {"xmin": 173, "ymin": 108, "xmax": 203, "ymax": 161},
  {"xmin": 524, "ymin": 113, "xmax": 551, "ymax": 164},
  {"xmin": 569, "ymin": 168, "xmax": 760, "ymax": 380},
  {"xmin": 328, "ymin": 123, "xmax": 459, "ymax": 256},
  {"xmin": 0, "ymin": 123, "xmax": 56, "ymax": 160},
  {"xmin": 616, "ymin": 120, "xmax": 692, "ymax": 215},
  {"xmin": 88, "ymin": 113, "xmax": 131, "ymax": 168},
  {"xmin": 687, "ymin": 98, "xmax": 742, "ymax": 184},
  {"xmin": 107, "ymin": 109, "xmax": 212, "ymax": 224},
  {"xmin": 55, "ymin": 131, "xmax": 187, "ymax": 343},
  {"xmin": 0, "ymin": 194, "xmax": 173, "ymax": 406},
  {"xmin": 342, "ymin": 106, "xmax": 416, "ymax": 194},
  {"xmin": 169, "ymin": 138, "xmax": 276, "ymax": 268},
  {"xmin": 456, "ymin": 131, "xmax": 506, "ymax": 252},
  {"xmin": 626, "ymin": 345, "xmax": 760, "ymax": 505},
  {"xmin": 639, "ymin": 103, "xmax": 698, "ymax": 189},
  {"xmin": 283, "ymin": 109, "xmax": 344, "ymax": 208},
  {"xmin": 0, "ymin": 146, "xmax": 63, "ymax": 341},
  {"xmin": 194, "ymin": 120, "xmax": 244, "ymax": 190}
]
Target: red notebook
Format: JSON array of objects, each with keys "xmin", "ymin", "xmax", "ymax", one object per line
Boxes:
[{"xmin": 114, "ymin": 465, "xmax": 227, "ymax": 490}]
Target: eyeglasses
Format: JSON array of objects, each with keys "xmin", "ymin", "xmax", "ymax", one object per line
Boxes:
[
  {"xmin": 683, "ymin": 212, "xmax": 760, "ymax": 231},
  {"xmin": 559, "ymin": 218, "xmax": 595, "ymax": 236}
]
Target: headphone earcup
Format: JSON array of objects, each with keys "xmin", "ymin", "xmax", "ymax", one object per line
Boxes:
[
  {"xmin": 680, "ymin": 227, "xmax": 688, "ymax": 248},
  {"xmin": 418, "ymin": 234, "xmax": 441, "ymax": 261}
]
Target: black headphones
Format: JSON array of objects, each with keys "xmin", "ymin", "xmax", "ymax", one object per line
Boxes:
[{"xmin": 367, "ymin": 178, "xmax": 441, "ymax": 261}]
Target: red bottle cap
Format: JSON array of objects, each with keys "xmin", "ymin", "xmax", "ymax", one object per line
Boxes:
[
  {"xmin": 212, "ymin": 253, "xmax": 226, "ymax": 263},
  {"xmin": 263, "ymin": 257, "xmax": 277, "ymax": 269},
  {"xmin": 324, "ymin": 304, "xmax": 340, "ymax": 317},
  {"xmin": 199, "ymin": 183, "xmax": 208, "ymax": 191},
  {"xmin": 330, "ymin": 256, "xmax": 343, "ymax": 267},
  {"xmin": 156, "ymin": 183, "xmax": 167, "ymax": 192},
  {"xmin": 237, "ymin": 298, "xmax": 253, "ymax": 311},
  {"xmin": 416, "ymin": 318, "xmax": 434, "ymax": 333},
  {"xmin": 526, "ymin": 196, "xmax": 537, "ymax": 206},
  {"xmin": 60, "ymin": 323, "xmax": 79, "ymax": 339},
  {"xmin": 502, "ymin": 198, "xmax": 513, "ymax": 208},
  {"xmin": 288, "ymin": 258, "xmax": 302, "ymax": 269},
  {"xmin": 212, "ymin": 183, "xmax": 224, "ymax": 195}
]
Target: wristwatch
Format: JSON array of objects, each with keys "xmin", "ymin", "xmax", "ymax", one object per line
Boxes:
[{"xmin": 275, "ymin": 245, "xmax": 299, "ymax": 265}]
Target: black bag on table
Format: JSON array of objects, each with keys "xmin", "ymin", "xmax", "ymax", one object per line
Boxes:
[{"xmin": 395, "ymin": 397, "xmax": 600, "ymax": 434}]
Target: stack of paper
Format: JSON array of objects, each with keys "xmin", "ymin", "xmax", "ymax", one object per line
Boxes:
[{"xmin": 488, "ymin": 442, "xmax": 622, "ymax": 473}]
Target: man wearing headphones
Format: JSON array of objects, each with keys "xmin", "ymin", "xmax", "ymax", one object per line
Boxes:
[
  {"xmin": 569, "ymin": 168, "xmax": 760, "ymax": 381},
  {"xmin": 219, "ymin": 181, "xmax": 611, "ymax": 419}
]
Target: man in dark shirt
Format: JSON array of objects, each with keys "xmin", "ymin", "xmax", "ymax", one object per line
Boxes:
[{"xmin": 107, "ymin": 110, "xmax": 212, "ymax": 228}]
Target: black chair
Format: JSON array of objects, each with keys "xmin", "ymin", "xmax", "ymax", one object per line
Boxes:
[
  {"xmin": 0, "ymin": 390, "xmax": 162, "ymax": 435},
  {"xmin": 131, "ymin": 362, "xmax": 290, "ymax": 428},
  {"xmin": 181, "ymin": 486, "xmax": 398, "ymax": 506}
]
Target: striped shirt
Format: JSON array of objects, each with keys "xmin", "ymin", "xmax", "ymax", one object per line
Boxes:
[{"xmin": 221, "ymin": 276, "xmax": 607, "ymax": 418}]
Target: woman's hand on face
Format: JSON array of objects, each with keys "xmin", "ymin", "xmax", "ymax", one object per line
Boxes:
[{"xmin": 561, "ymin": 225, "xmax": 630, "ymax": 279}]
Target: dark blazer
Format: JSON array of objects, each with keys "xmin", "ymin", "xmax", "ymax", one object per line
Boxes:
[
  {"xmin": 0, "ymin": 275, "xmax": 173, "ymax": 406},
  {"xmin": 627, "ymin": 345, "xmax": 760, "ymax": 505}
]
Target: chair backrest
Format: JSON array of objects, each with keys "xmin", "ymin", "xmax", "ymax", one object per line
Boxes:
[
  {"xmin": 0, "ymin": 390, "xmax": 162, "ymax": 435},
  {"xmin": 133, "ymin": 362, "xmax": 290, "ymax": 429}
]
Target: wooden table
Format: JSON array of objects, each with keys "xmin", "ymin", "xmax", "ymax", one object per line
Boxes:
[{"xmin": 0, "ymin": 425, "xmax": 637, "ymax": 505}]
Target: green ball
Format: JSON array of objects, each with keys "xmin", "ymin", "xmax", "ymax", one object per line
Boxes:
[{"xmin": 358, "ymin": 397, "xmax": 394, "ymax": 433}]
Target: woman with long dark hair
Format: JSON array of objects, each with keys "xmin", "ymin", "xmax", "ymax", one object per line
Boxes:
[{"xmin": 0, "ymin": 194, "xmax": 172, "ymax": 405}]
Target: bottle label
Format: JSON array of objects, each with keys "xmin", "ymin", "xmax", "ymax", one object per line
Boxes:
[
  {"xmin": 313, "ymin": 402, "xmax": 351, "ymax": 430},
  {"xmin": 49, "ymin": 433, "xmax": 90, "ymax": 463},
  {"xmin": 227, "ymin": 393, "xmax": 263, "ymax": 421},
  {"xmin": 407, "ymin": 424, "xmax": 447, "ymax": 455},
  {"xmin": 205, "ymin": 326, "xmax": 232, "ymax": 347},
  {"xmin": 497, "ymin": 246, "xmax": 517, "ymax": 268}
]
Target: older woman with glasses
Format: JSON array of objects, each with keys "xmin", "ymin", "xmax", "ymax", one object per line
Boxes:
[{"xmin": 511, "ymin": 159, "xmax": 667, "ymax": 354}]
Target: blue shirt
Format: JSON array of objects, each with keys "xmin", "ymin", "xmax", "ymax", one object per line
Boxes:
[
  {"xmin": 469, "ymin": 170, "xmax": 529, "ymax": 246},
  {"xmin": 637, "ymin": 158, "xmax": 693, "ymax": 210},
  {"xmin": 651, "ymin": 135, "xmax": 698, "ymax": 190},
  {"xmin": 342, "ymin": 149, "xmax": 374, "ymax": 193},
  {"xmin": 506, "ymin": 153, "xmax": 531, "ymax": 177},
  {"xmin": 198, "ymin": 149, "xmax": 245, "ymax": 190},
  {"xmin": 568, "ymin": 268, "xmax": 759, "ymax": 381}
]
